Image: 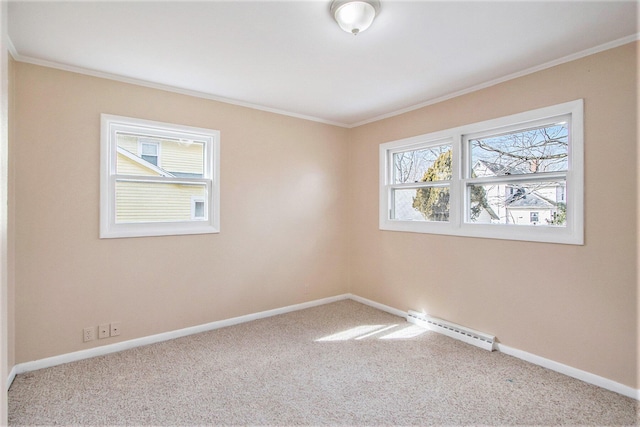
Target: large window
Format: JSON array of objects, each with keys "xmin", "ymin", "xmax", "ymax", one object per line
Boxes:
[
  {"xmin": 380, "ymin": 100, "xmax": 583, "ymax": 244},
  {"xmin": 100, "ymin": 115, "xmax": 220, "ymax": 238}
]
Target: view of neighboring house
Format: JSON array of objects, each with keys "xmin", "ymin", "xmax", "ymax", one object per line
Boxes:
[
  {"xmin": 115, "ymin": 134, "xmax": 207, "ymax": 223},
  {"xmin": 472, "ymin": 160, "xmax": 566, "ymax": 226},
  {"xmin": 391, "ymin": 147, "xmax": 567, "ymax": 227}
]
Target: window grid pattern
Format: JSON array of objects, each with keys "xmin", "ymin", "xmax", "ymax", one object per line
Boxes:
[
  {"xmin": 101, "ymin": 115, "xmax": 220, "ymax": 238},
  {"xmin": 379, "ymin": 100, "xmax": 583, "ymax": 245}
]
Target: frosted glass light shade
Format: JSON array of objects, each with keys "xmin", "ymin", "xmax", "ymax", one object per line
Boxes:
[{"xmin": 331, "ymin": 0, "xmax": 380, "ymax": 35}]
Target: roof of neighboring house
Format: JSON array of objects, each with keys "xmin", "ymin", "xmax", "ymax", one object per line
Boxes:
[
  {"xmin": 473, "ymin": 160, "xmax": 529, "ymax": 177},
  {"xmin": 117, "ymin": 147, "xmax": 204, "ymax": 179},
  {"xmin": 171, "ymin": 172, "xmax": 204, "ymax": 179},
  {"xmin": 117, "ymin": 147, "xmax": 176, "ymax": 177},
  {"xmin": 507, "ymin": 191, "xmax": 555, "ymax": 209}
]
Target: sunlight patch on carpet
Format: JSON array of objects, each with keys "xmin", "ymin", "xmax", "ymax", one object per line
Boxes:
[
  {"xmin": 379, "ymin": 324, "xmax": 428, "ymax": 340},
  {"xmin": 316, "ymin": 324, "xmax": 428, "ymax": 341}
]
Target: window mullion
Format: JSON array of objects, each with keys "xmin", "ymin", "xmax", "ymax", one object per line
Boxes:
[
  {"xmin": 465, "ymin": 171, "xmax": 567, "ymax": 186},
  {"xmin": 449, "ymin": 132, "xmax": 462, "ymax": 228},
  {"xmin": 114, "ymin": 174, "xmax": 209, "ymax": 185},
  {"xmin": 390, "ymin": 181, "xmax": 450, "ymax": 190}
]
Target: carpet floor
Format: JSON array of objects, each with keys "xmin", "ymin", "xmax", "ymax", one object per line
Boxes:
[{"xmin": 8, "ymin": 300, "xmax": 639, "ymax": 425}]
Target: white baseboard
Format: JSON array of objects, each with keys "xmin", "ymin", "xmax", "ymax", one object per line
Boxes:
[
  {"xmin": 6, "ymin": 365, "xmax": 17, "ymax": 390},
  {"xmin": 9, "ymin": 294, "xmax": 351, "ymax": 385},
  {"xmin": 496, "ymin": 343, "xmax": 639, "ymax": 400},
  {"xmin": 7, "ymin": 293, "xmax": 639, "ymax": 401},
  {"xmin": 347, "ymin": 294, "xmax": 407, "ymax": 318},
  {"xmin": 351, "ymin": 295, "xmax": 639, "ymax": 400}
]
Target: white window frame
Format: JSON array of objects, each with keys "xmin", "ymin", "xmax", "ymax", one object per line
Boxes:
[
  {"xmin": 100, "ymin": 114, "xmax": 220, "ymax": 238},
  {"xmin": 379, "ymin": 100, "xmax": 583, "ymax": 245}
]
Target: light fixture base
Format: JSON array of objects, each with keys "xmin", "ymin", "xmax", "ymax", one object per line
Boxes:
[{"xmin": 330, "ymin": 0, "xmax": 381, "ymax": 35}]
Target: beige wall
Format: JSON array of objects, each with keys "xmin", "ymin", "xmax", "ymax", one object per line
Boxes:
[
  {"xmin": 637, "ymin": 40, "xmax": 640, "ymax": 394},
  {"xmin": 2, "ymin": 3, "xmax": 12, "ymax": 422},
  {"xmin": 7, "ymin": 54, "xmax": 14, "ymax": 372},
  {"xmin": 348, "ymin": 42, "xmax": 638, "ymax": 388},
  {"xmin": 12, "ymin": 62, "xmax": 350, "ymax": 363},
  {"xmin": 9, "ymin": 42, "xmax": 638, "ymax": 391}
]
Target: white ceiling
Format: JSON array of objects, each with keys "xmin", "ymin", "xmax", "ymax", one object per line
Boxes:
[{"xmin": 7, "ymin": 1, "xmax": 639, "ymax": 127}]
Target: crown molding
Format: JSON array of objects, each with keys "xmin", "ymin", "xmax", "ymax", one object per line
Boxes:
[
  {"xmin": 7, "ymin": 38, "xmax": 351, "ymax": 129},
  {"xmin": 8, "ymin": 33, "xmax": 639, "ymax": 129},
  {"xmin": 351, "ymin": 33, "xmax": 640, "ymax": 128}
]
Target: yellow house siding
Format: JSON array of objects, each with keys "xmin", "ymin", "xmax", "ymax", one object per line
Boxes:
[
  {"xmin": 116, "ymin": 133, "xmax": 203, "ymax": 175},
  {"xmin": 117, "ymin": 134, "xmax": 138, "ymax": 155},
  {"xmin": 159, "ymin": 140, "xmax": 204, "ymax": 175},
  {"xmin": 116, "ymin": 152, "xmax": 159, "ymax": 176},
  {"xmin": 115, "ymin": 181, "xmax": 206, "ymax": 222},
  {"xmin": 114, "ymin": 136, "xmax": 207, "ymax": 222}
]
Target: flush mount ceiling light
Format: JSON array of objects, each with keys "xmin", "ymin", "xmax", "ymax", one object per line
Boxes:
[{"xmin": 330, "ymin": 0, "xmax": 380, "ymax": 35}]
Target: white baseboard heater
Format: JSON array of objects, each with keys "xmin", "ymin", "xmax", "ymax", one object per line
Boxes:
[{"xmin": 407, "ymin": 310, "xmax": 496, "ymax": 351}]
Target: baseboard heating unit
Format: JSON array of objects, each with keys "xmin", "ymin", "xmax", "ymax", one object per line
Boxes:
[{"xmin": 407, "ymin": 310, "xmax": 496, "ymax": 351}]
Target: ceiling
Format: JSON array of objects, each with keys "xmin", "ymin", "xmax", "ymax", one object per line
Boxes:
[{"xmin": 7, "ymin": 1, "xmax": 639, "ymax": 127}]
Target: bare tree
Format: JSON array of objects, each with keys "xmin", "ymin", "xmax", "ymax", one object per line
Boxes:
[
  {"xmin": 471, "ymin": 124, "xmax": 568, "ymax": 174},
  {"xmin": 409, "ymin": 123, "xmax": 568, "ymax": 224}
]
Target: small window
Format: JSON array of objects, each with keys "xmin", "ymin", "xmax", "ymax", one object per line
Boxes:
[
  {"xmin": 380, "ymin": 100, "xmax": 583, "ymax": 244},
  {"xmin": 139, "ymin": 140, "xmax": 159, "ymax": 166},
  {"xmin": 101, "ymin": 114, "xmax": 220, "ymax": 238},
  {"xmin": 191, "ymin": 197, "xmax": 206, "ymax": 220}
]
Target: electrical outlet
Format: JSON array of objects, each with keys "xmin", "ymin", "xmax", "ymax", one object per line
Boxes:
[
  {"xmin": 98, "ymin": 323, "xmax": 110, "ymax": 339},
  {"xmin": 110, "ymin": 321, "xmax": 121, "ymax": 337},
  {"xmin": 83, "ymin": 327, "xmax": 95, "ymax": 342}
]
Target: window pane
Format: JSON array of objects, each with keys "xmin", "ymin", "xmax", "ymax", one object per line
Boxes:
[
  {"xmin": 392, "ymin": 187, "xmax": 450, "ymax": 222},
  {"xmin": 470, "ymin": 122, "xmax": 568, "ymax": 177},
  {"xmin": 140, "ymin": 141, "xmax": 159, "ymax": 166},
  {"xmin": 140, "ymin": 142, "xmax": 158, "ymax": 156},
  {"xmin": 115, "ymin": 181, "xmax": 208, "ymax": 223},
  {"xmin": 467, "ymin": 180, "xmax": 566, "ymax": 226},
  {"xmin": 393, "ymin": 144, "xmax": 452, "ymax": 184},
  {"xmin": 194, "ymin": 201, "xmax": 205, "ymax": 218},
  {"xmin": 116, "ymin": 133, "xmax": 205, "ymax": 177}
]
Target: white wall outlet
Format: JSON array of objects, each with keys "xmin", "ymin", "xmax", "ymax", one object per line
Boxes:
[
  {"xmin": 110, "ymin": 321, "xmax": 121, "ymax": 337},
  {"xmin": 83, "ymin": 327, "xmax": 95, "ymax": 342},
  {"xmin": 98, "ymin": 323, "xmax": 110, "ymax": 339}
]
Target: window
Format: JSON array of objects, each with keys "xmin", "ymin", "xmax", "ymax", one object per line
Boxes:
[
  {"xmin": 101, "ymin": 114, "xmax": 220, "ymax": 238},
  {"xmin": 191, "ymin": 196, "xmax": 206, "ymax": 220},
  {"xmin": 391, "ymin": 142, "xmax": 452, "ymax": 222},
  {"xmin": 139, "ymin": 140, "xmax": 159, "ymax": 166},
  {"xmin": 380, "ymin": 100, "xmax": 583, "ymax": 244}
]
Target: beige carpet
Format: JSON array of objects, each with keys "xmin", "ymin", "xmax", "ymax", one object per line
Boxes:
[{"xmin": 8, "ymin": 300, "xmax": 639, "ymax": 425}]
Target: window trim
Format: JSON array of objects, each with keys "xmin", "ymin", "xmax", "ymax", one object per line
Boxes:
[
  {"xmin": 100, "ymin": 114, "xmax": 220, "ymax": 239},
  {"xmin": 379, "ymin": 100, "xmax": 583, "ymax": 245}
]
